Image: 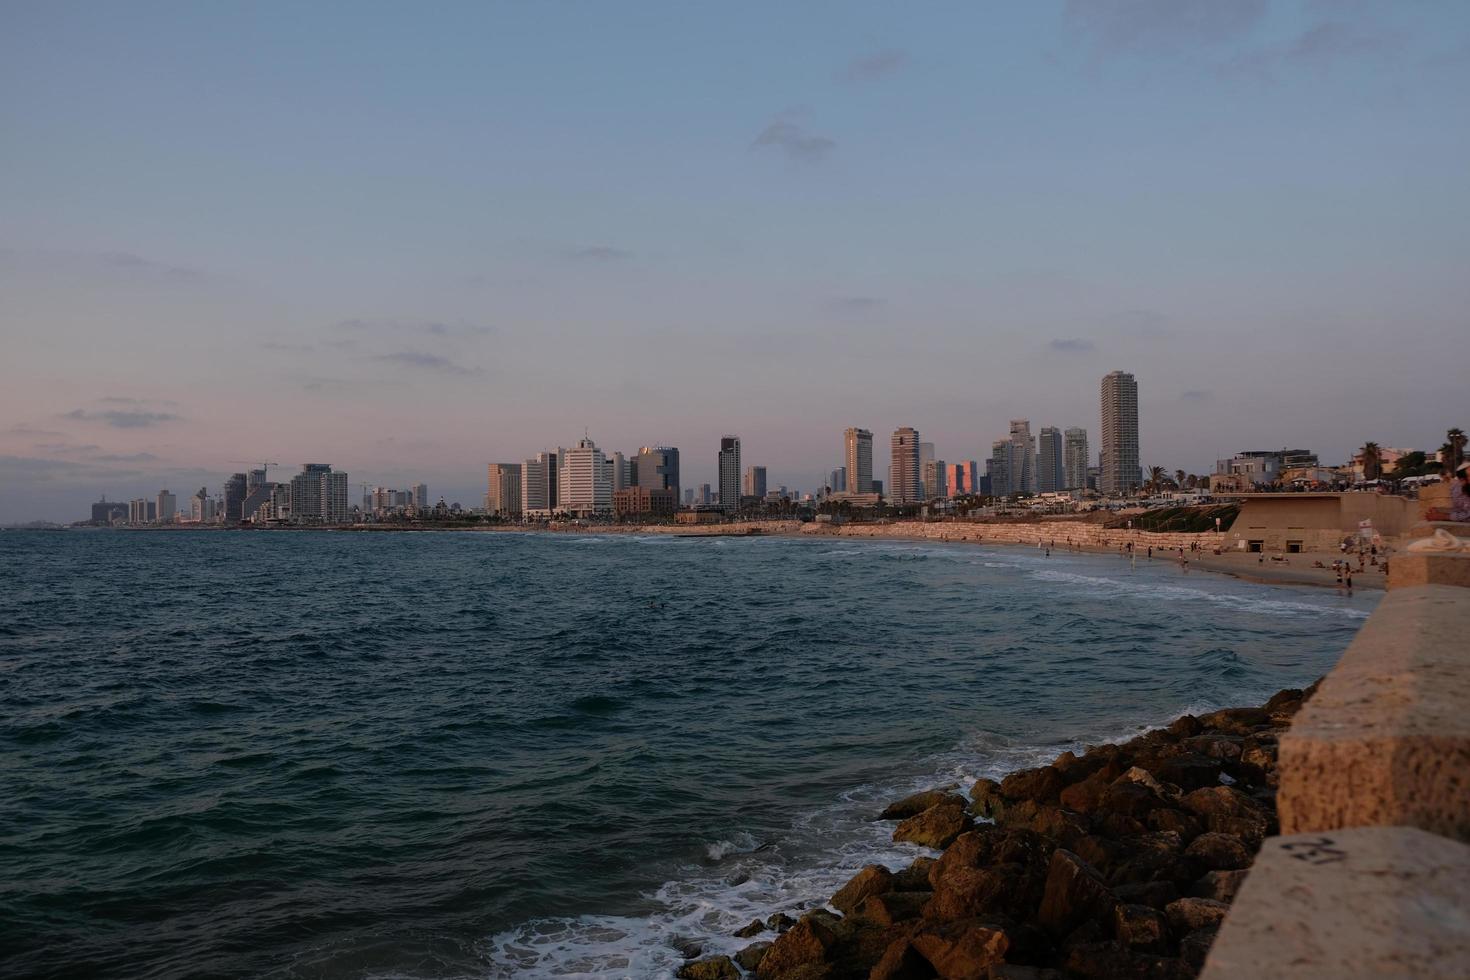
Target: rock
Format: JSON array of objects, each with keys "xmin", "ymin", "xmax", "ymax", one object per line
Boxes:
[
  {"xmin": 734, "ymin": 918, "xmax": 766, "ymax": 938},
  {"xmin": 1108, "ymin": 831, "xmax": 1185, "ymax": 887},
  {"xmin": 893, "ymin": 803, "xmax": 972, "ymax": 849},
  {"xmin": 677, "ymin": 955, "xmax": 740, "ymax": 980},
  {"xmin": 969, "ymin": 778, "xmax": 1004, "ymax": 818},
  {"xmin": 857, "ymin": 890, "xmax": 930, "ymax": 926},
  {"xmin": 754, "ymin": 915, "xmax": 836, "ymax": 978},
  {"xmin": 1113, "ymin": 903, "xmax": 1169, "ymax": 951},
  {"xmin": 1178, "ymin": 926, "xmax": 1218, "ymax": 972},
  {"xmin": 1072, "ymin": 835, "xmax": 1122, "ymax": 875},
  {"xmin": 925, "ymin": 863, "xmax": 1038, "ymax": 921},
  {"xmin": 1000, "ymin": 766, "xmax": 1064, "ymax": 804},
  {"xmin": 1164, "ymin": 896, "xmax": 1229, "ymax": 933},
  {"xmin": 869, "ymin": 938, "xmax": 937, "ymax": 980},
  {"xmin": 1188, "ymin": 869, "xmax": 1248, "ymax": 903},
  {"xmin": 1183, "ymin": 734, "xmax": 1243, "ymax": 761},
  {"xmin": 1100, "ymin": 779, "xmax": 1165, "ymax": 820},
  {"xmin": 987, "ymin": 967, "xmax": 1064, "ymax": 980},
  {"xmin": 1113, "ymin": 880, "xmax": 1180, "ymax": 910},
  {"xmin": 1239, "ymin": 733, "xmax": 1277, "ymax": 771},
  {"xmin": 909, "ymin": 918, "xmax": 1011, "ymax": 980},
  {"xmin": 1092, "ymin": 811, "xmax": 1148, "ymax": 840},
  {"xmin": 766, "ymin": 912, "xmax": 797, "ymax": 933},
  {"xmin": 1058, "ymin": 772, "xmax": 1110, "ymax": 813},
  {"xmin": 734, "ymin": 942, "xmax": 773, "ymax": 972},
  {"xmin": 1153, "ymin": 754, "xmax": 1223, "ymax": 792},
  {"xmin": 672, "ymin": 937, "xmax": 704, "ymax": 960},
  {"xmin": 892, "ymin": 856, "xmax": 936, "ymax": 892},
  {"xmin": 1051, "ymin": 749, "xmax": 1097, "ymax": 783},
  {"xmin": 996, "ymin": 800, "xmax": 1090, "ymax": 847},
  {"xmin": 1196, "ymin": 707, "xmax": 1270, "ymax": 736},
  {"xmin": 1167, "ymin": 715, "xmax": 1202, "ymax": 738},
  {"xmin": 1184, "ymin": 831, "xmax": 1252, "ymax": 871},
  {"xmin": 1145, "ymin": 808, "xmax": 1202, "ymax": 843},
  {"xmin": 1263, "ymin": 688, "xmax": 1304, "ymax": 716},
  {"xmin": 1038, "ymin": 849, "xmax": 1118, "ymax": 937},
  {"xmin": 1180, "ymin": 786, "xmax": 1272, "ymax": 845},
  {"xmin": 830, "ymin": 864, "xmax": 893, "ymax": 913},
  {"xmin": 881, "ymin": 790, "xmax": 968, "ymax": 821}
]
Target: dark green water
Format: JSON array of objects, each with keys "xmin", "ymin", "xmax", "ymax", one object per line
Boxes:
[{"xmin": 0, "ymin": 530, "xmax": 1373, "ymax": 978}]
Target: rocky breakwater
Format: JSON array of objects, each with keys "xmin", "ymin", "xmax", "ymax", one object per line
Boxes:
[{"xmin": 679, "ymin": 686, "xmax": 1313, "ymax": 980}]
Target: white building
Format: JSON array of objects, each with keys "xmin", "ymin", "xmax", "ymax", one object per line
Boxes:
[
  {"xmin": 1063, "ymin": 428, "xmax": 1089, "ymax": 490},
  {"xmin": 1009, "ymin": 419, "xmax": 1037, "ymax": 494},
  {"xmin": 558, "ymin": 437, "xmax": 612, "ymax": 516}
]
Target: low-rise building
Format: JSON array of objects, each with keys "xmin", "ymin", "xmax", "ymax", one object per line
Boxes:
[{"xmin": 613, "ymin": 486, "xmax": 676, "ymax": 519}]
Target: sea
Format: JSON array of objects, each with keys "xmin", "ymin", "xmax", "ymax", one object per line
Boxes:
[{"xmin": 0, "ymin": 529, "xmax": 1375, "ymax": 979}]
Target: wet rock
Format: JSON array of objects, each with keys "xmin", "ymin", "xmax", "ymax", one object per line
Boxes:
[
  {"xmin": 995, "ymin": 800, "xmax": 1089, "ymax": 847},
  {"xmin": 1167, "ymin": 715, "xmax": 1202, "ymax": 739},
  {"xmin": 1196, "ymin": 707, "xmax": 1270, "ymax": 736},
  {"xmin": 677, "ymin": 955, "xmax": 739, "ymax": 980},
  {"xmin": 1038, "ymin": 849, "xmax": 1117, "ymax": 937},
  {"xmin": 1113, "ymin": 903, "xmax": 1169, "ymax": 951},
  {"xmin": 858, "ymin": 890, "xmax": 930, "ymax": 926},
  {"xmin": 1183, "ymin": 734, "xmax": 1243, "ymax": 762},
  {"xmin": 869, "ymin": 938, "xmax": 937, "ymax": 980},
  {"xmin": 672, "ymin": 937, "xmax": 704, "ymax": 959},
  {"xmin": 1000, "ymin": 766, "xmax": 1064, "ymax": 804},
  {"xmin": 1239, "ymin": 733, "xmax": 1277, "ymax": 771},
  {"xmin": 893, "ymin": 856, "xmax": 936, "ymax": 891},
  {"xmin": 754, "ymin": 915, "xmax": 836, "ymax": 978},
  {"xmin": 765, "ymin": 912, "xmax": 797, "ymax": 933},
  {"xmin": 926, "ymin": 863, "xmax": 1038, "ymax": 922},
  {"xmin": 970, "ymin": 778, "xmax": 1004, "ymax": 819},
  {"xmin": 1263, "ymin": 688, "xmax": 1304, "ymax": 719},
  {"xmin": 893, "ymin": 802, "xmax": 973, "ymax": 849},
  {"xmin": 1164, "ymin": 897, "xmax": 1229, "ymax": 933},
  {"xmin": 881, "ymin": 789, "xmax": 968, "ymax": 821},
  {"xmin": 830, "ymin": 864, "xmax": 893, "ymax": 914},
  {"xmin": 1100, "ymin": 779, "xmax": 1166, "ymax": 820},
  {"xmin": 1178, "ymin": 926, "xmax": 1219, "ymax": 972},
  {"xmin": 909, "ymin": 918, "xmax": 1011, "ymax": 980},
  {"xmin": 734, "ymin": 918, "xmax": 766, "ymax": 938},
  {"xmin": 1113, "ymin": 880, "xmax": 1180, "ymax": 910},
  {"xmin": 1153, "ymin": 753, "xmax": 1223, "ymax": 792},
  {"xmin": 1058, "ymin": 772, "xmax": 1110, "ymax": 813},
  {"xmin": 734, "ymin": 942, "xmax": 773, "ymax": 971},
  {"xmin": 1184, "ymin": 832, "xmax": 1252, "ymax": 871},
  {"xmin": 1188, "ymin": 869, "xmax": 1248, "ymax": 903},
  {"xmin": 1180, "ymin": 786, "xmax": 1272, "ymax": 845}
]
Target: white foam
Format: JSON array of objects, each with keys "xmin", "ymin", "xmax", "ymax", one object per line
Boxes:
[{"xmin": 1028, "ymin": 568, "xmax": 1370, "ymax": 619}]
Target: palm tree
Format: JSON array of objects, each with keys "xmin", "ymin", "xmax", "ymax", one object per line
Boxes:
[
  {"xmin": 1448, "ymin": 428, "xmax": 1467, "ymax": 471},
  {"xmin": 1174, "ymin": 469, "xmax": 1186, "ymax": 490},
  {"xmin": 1360, "ymin": 442, "xmax": 1382, "ymax": 482},
  {"xmin": 1147, "ymin": 465, "xmax": 1167, "ymax": 493}
]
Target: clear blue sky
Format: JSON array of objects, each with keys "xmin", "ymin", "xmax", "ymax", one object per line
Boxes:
[{"xmin": 3, "ymin": 1, "xmax": 1467, "ymax": 520}]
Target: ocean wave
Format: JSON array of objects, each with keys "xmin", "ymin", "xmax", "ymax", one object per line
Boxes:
[{"xmin": 1029, "ymin": 568, "xmax": 1370, "ymax": 619}]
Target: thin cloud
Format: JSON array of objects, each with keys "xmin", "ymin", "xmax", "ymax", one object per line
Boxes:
[
  {"xmin": 843, "ymin": 48, "xmax": 909, "ymax": 82},
  {"xmin": 1066, "ymin": 0, "xmax": 1267, "ymax": 55},
  {"xmin": 566, "ymin": 246, "xmax": 634, "ymax": 262},
  {"xmin": 4, "ymin": 424, "xmax": 64, "ymax": 437},
  {"xmin": 1049, "ymin": 338, "xmax": 1096, "ymax": 352},
  {"xmin": 1181, "ymin": 389, "xmax": 1212, "ymax": 401},
  {"xmin": 62, "ymin": 409, "xmax": 181, "ymax": 428},
  {"xmin": 373, "ymin": 351, "xmax": 481, "ymax": 376},
  {"xmin": 263, "ymin": 341, "xmax": 317, "ymax": 353},
  {"xmin": 0, "ymin": 247, "xmax": 205, "ymax": 283},
  {"xmin": 1224, "ymin": 20, "xmax": 1399, "ymax": 77},
  {"xmin": 752, "ymin": 114, "xmax": 836, "ymax": 163},
  {"xmin": 334, "ymin": 318, "xmax": 494, "ymax": 338}
]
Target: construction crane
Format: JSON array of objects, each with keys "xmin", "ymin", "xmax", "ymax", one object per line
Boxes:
[{"xmin": 228, "ymin": 460, "xmax": 282, "ymax": 482}]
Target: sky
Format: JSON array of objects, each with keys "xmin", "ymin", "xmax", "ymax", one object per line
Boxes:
[{"xmin": 2, "ymin": 0, "xmax": 1468, "ymax": 522}]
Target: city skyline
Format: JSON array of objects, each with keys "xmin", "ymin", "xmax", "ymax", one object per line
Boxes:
[{"xmin": 3, "ymin": 3, "xmax": 1468, "ymax": 522}]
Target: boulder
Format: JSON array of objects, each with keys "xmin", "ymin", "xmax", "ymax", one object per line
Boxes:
[
  {"xmin": 1145, "ymin": 808, "xmax": 1202, "ymax": 843},
  {"xmin": 1113, "ymin": 880, "xmax": 1180, "ymax": 911},
  {"xmin": 892, "ymin": 856, "xmax": 936, "ymax": 892},
  {"xmin": 1164, "ymin": 896, "xmax": 1229, "ymax": 933},
  {"xmin": 1058, "ymin": 772, "xmax": 1110, "ymax": 814},
  {"xmin": 1091, "ymin": 811, "xmax": 1148, "ymax": 840},
  {"xmin": 880, "ymin": 789, "xmax": 968, "ymax": 821},
  {"xmin": 1183, "ymin": 734, "xmax": 1243, "ymax": 762},
  {"xmin": 995, "ymin": 800, "xmax": 1089, "ymax": 847},
  {"xmin": 1113, "ymin": 903, "xmax": 1169, "ymax": 951},
  {"xmin": 734, "ymin": 942, "xmax": 773, "ymax": 972},
  {"xmin": 1000, "ymin": 766, "xmax": 1064, "ymax": 804},
  {"xmin": 1107, "ymin": 831, "xmax": 1186, "ymax": 887},
  {"xmin": 1180, "ymin": 786, "xmax": 1272, "ymax": 845},
  {"xmin": 1263, "ymin": 687, "xmax": 1304, "ymax": 717},
  {"xmin": 857, "ymin": 890, "xmax": 930, "ymax": 926},
  {"xmin": 1178, "ymin": 926, "xmax": 1218, "ymax": 972},
  {"xmin": 830, "ymin": 864, "xmax": 893, "ymax": 914},
  {"xmin": 1196, "ymin": 707, "xmax": 1270, "ymax": 736},
  {"xmin": 969, "ymin": 778, "xmax": 1004, "ymax": 819},
  {"xmin": 1239, "ymin": 733, "xmax": 1277, "ymax": 771},
  {"xmin": 893, "ymin": 803, "xmax": 973, "ymax": 849},
  {"xmin": 1061, "ymin": 941, "xmax": 1189, "ymax": 979},
  {"xmin": 1167, "ymin": 715, "xmax": 1202, "ymax": 739},
  {"xmin": 766, "ymin": 912, "xmax": 797, "ymax": 933},
  {"xmin": 868, "ymin": 938, "xmax": 937, "ymax": 980},
  {"xmin": 925, "ymin": 863, "xmax": 1037, "ymax": 921},
  {"xmin": 908, "ymin": 918, "xmax": 1011, "ymax": 980},
  {"xmin": 1153, "ymin": 754, "xmax": 1223, "ymax": 792},
  {"xmin": 1183, "ymin": 831, "xmax": 1251, "ymax": 871},
  {"xmin": 1099, "ymin": 779, "xmax": 1166, "ymax": 820},
  {"xmin": 1038, "ymin": 849, "xmax": 1118, "ymax": 937},
  {"xmin": 754, "ymin": 915, "xmax": 836, "ymax": 978},
  {"xmin": 734, "ymin": 918, "xmax": 766, "ymax": 938},
  {"xmin": 677, "ymin": 955, "xmax": 739, "ymax": 980},
  {"xmin": 1188, "ymin": 869, "xmax": 1248, "ymax": 903}
]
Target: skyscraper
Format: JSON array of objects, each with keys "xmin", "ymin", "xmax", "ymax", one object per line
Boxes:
[
  {"xmin": 635, "ymin": 446, "xmax": 680, "ymax": 501},
  {"xmin": 156, "ymin": 489, "xmax": 176, "ymax": 523},
  {"xmin": 322, "ymin": 471, "xmax": 349, "ymax": 524},
  {"xmin": 1100, "ymin": 370, "xmax": 1141, "ymax": 494},
  {"xmin": 412, "ymin": 483, "xmax": 428, "ymax": 510},
  {"xmin": 744, "ymin": 465, "xmax": 767, "ymax": 499},
  {"xmin": 919, "ymin": 442, "xmax": 935, "ymax": 498},
  {"xmin": 288, "ymin": 464, "xmax": 334, "ymax": 523},
  {"xmin": 989, "ymin": 440, "xmax": 1011, "ymax": 497},
  {"xmin": 718, "ymin": 436, "xmax": 741, "ymax": 512},
  {"xmin": 890, "ymin": 427, "xmax": 921, "ymax": 505},
  {"xmin": 1063, "ymin": 428, "xmax": 1089, "ymax": 490},
  {"xmin": 223, "ymin": 472, "xmax": 248, "ymax": 522},
  {"xmin": 521, "ymin": 451, "xmax": 560, "ymax": 516},
  {"xmin": 1008, "ymin": 420, "xmax": 1036, "ymax": 494},
  {"xmin": 844, "ymin": 428, "xmax": 874, "ymax": 493},
  {"xmin": 923, "ymin": 455, "xmax": 947, "ymax": 501},
  {"xmin": 486, "ymin": 463, "xmax": 522, "ymax": 517},
  {"xmin": 559, "ymin": 436, "xmax": 612, "ymax": 516},
  {"xmin": 1037, "ymin": 427, "xmax": 1063, "ymax": 492}
]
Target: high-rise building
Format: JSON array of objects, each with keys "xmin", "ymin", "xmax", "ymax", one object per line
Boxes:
[
  {"xmin": 412, "ymin": 483, "xmax": 428, "ymax": 510},
  {"xmin": 240, "ymin": 483, "xmax": 275, "ymax": 523},
  {"xmin": 609, "ymin": 451, "xmax": 630, "ymax": 491},
  {"xmin": 698, "ymin": 483, "xmax": 712, "ymax": 505},
  {"xmin": 89, "ymin": 498, "xmax": 128, "ymax": 525},
  {"xmin": 322, "ymin": 471, "xmax": 349, "ymax": 524},
  {"xmin": 744, "ymin": 465, "xmax": 767, "ymax": 499},
  {"xmin": 890, "ymin": 427, "xmax": 921, "ymax": 505},
  {"xmin": 190, "ymin": 487, "xmax": 214, "ymax": 523},
  {"xmin": 223, "ymin": 472, "xmax": 248, "ymax": 522},
  {"xmin": 559, "ymin": 437, "xmax": 613, "ymax": 516},
  {"xmin": 1037, "ymin": 427, "xmax": 1063, "ymax": 493},
  {"xmin": 635, "ymin": 446, "xmax": 680, "ymax": 501},
  {"xmin": 718, "ymin": 436, "xmax": 741, "ymax": 512},
  {"xmin": 1008, "ymin": 420, "xmax": 1036, "ymax": 494},
  {"xmin": 128, "ymin": 498, "xmax": 149, "ymax": 524},
  {"xmin": 684, "ymin": 488, "xmax": 695, "ymax": 506},
  {"xmin": 485, "ymin": 463, "xmax": 522, "ymax": 517},
  {"xmin": 844, "ymin": 428, "xmax": 874, "ymax": 493},
  {"xmin": 829, "ymin": 467, "xmax": 846, "ymax": 493},
  {"xmin": 288, "ymin": 464, "xmax": 332, "ymax": 523},
  {"xmin": 1063, "ymin": 428, "xmax": 1089, "ymax": 490},
  {"xmin": 919, "ymin": 442, "xmax": 936, "ymax": 498},
  {"xmin": 247, "ymin": 469, "xmax": 267, "ymax": 493},
  {"xmin": 989, "ymin": 440, "xmax": 1011, "ymax": 497},
  {"xmin": 1100, "ymin": 371, "xmax": 1141, "ymax": 494},
  {"xmin": 923, "ymin": 456, "xmax": 947, "ymax": 501},
  {"xmin": 947, "ymin": 462, "xmax": 966, "ymax": 497},
  {"xmin": 156, "ymin": 490, "xmax": 176, "ymax": 523},
  {"xmin": 521, "ymin": 450, "xmax": 560, "ymax": 516}
]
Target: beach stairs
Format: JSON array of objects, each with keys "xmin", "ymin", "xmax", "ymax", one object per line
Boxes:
[{"xmin": 1201, "ymin": 553, "xmax": 1470, "ymax": 978}]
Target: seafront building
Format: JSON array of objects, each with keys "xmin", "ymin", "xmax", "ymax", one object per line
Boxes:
[
  {"xmin": 744, "ymin": 465, "xmax": 767, "ymax": 500},
  {"xmin": 558, "ymin": 437, "xmax": 613, "ymax": 516},
  {"xmin": 223, "ymin": 473, "xmax": 247, "ymax": 523},
  {"xmin": 635, "ymin": 446, "xmax": 680, "ymax": 501},
  {"xmin": 923, "ymin": 454, "xmax": 947, "ymax": 501},
  {"xmin": 156, "ymin": 490, "xmax": 176, "ymax": 523},
  {"xmin": 844, "ymin": 428, "xmax": 874, "ymax": 493},
  {"xmin": 1038, "ymin": 427, "xmax": 1063, "ymax": 493},
  {"xmin": 1009, "ymin": 419, "xmax": 1037, "ymax": 494},
  {"xmin": 485, "ymin": 463, "xmax": 522, "ymax": 517},
  {"xmin": 1064, "ymin": 428, "xmax": 1089, "ymax": 490},
  {"xmin": 284, "ymin": 463, "xmax": 348, "ymax": 525},
  {"xmin": 521, "ymin": 451, "xmax": 560, "ymax": 518},
  {"xmin": 989, "ymin": 440, "xmax": 1011, "ymax": 497},
  {"xmin": 1100, "ymin": 370, "xmax": 1141, "ymax": 494},
  {"xmin": 890, "ymin": 427, "xmax": 921, "ymax": 505},
  {"xmin": 612, "ymin": 486, "xmax": 676, "ymax": 519},
  {"xmin": 718, "ymin": 436, "xmax": 741, "ymax": 512}
]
